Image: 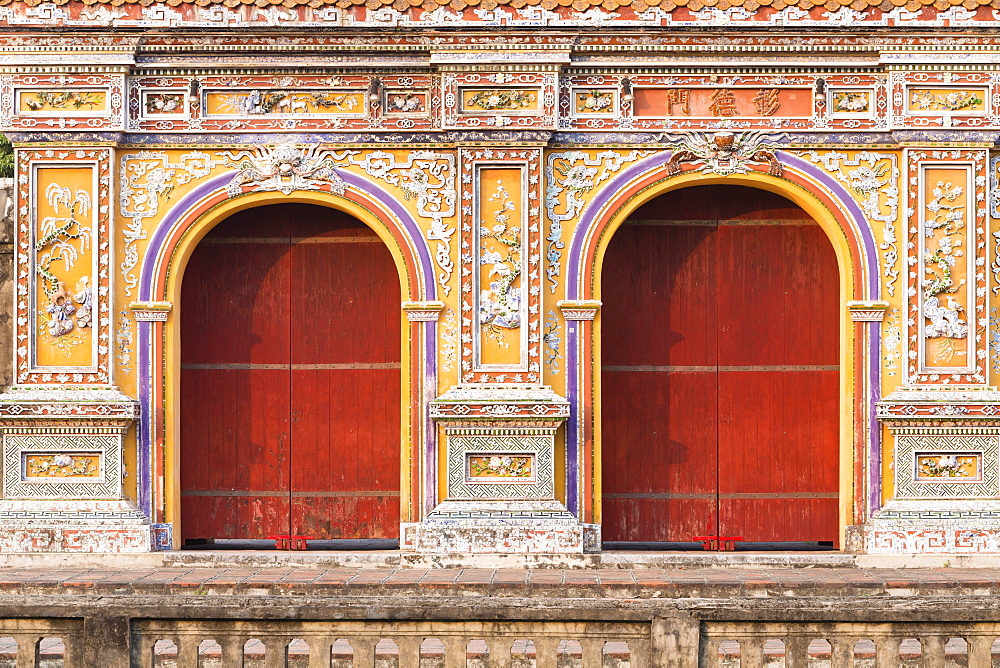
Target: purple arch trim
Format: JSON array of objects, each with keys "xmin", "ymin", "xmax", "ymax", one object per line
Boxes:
[{"xmin": 135, "ymin": 169, "xmax": 435, "ymax": 518}]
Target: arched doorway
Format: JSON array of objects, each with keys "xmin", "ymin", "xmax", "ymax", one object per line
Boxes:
[
  {"xmin": 601, "ymin": 185, "xmax": 840, "ymax": 545},
  {"xmin": 179, "ymin": 203, "xmax": 401, "ymax": 544}
]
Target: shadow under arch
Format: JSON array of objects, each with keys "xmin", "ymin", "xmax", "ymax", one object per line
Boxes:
[
  {"xmin": 134, "ymin": 174, "xmax": 435, "ymax": 544},
  {"xmin": 562, "ymin": 151, "xmax": 881, "ymax": 544}
]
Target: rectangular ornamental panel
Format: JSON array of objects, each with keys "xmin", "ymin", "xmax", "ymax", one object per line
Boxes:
[
  {"xmin": 16, "ymin": 149, "xmax": 112, "ymax": 384},
  {"xmin": 906, "ymin": 149, "xmax": 988, "ymax": 384},
  {"xmin": 460, "ymin": 148, "xmax": 543, "ymax": 383}
]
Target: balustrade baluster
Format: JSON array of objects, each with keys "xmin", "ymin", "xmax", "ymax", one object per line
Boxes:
[
  {"xmin": 579, "ymin": 638, "xmax": 604, "ymax": 667},
  {"xmin": 967, "ymin": 635, "xmax": 993, "ymax": 668},
  {"xmin": 15, "ymin": 635, "xmax": 34, "ymax": 668},
  {"xmin": 875, "ymin": 635, "xmax": 901, "ymax": 665},
  {"xmin": 923, "ymin": 635, "xmax": 946, "ymax": 664},
  {"xmin": 740, "ymin": 636, "xmax": 765, "ymax": 668},
  {"xmin": 488, "ymin": 637, "xmax": 515, "ymax": 668},
  {"xmin": 442, "ymin": 635, "xmax": 468, "ymax": 668},
  {"xmin": 829, "ymin": 636, "xmax": 854, "ymax": 665},
  {"xmin": 265, "ymin": 638, "xmax": 289, "ymax": 668},
  {"xmin": 784, "ymin": 635, "xmax": 809, "ymax": 667},
  {"xmin": 532, "ymin": 637, "xmax": 560, "ymax": 668},
  {"xmin": 219, "ymin": 636, "xmax": 243, "ymax": 665},
  {"xmin": 307, "ymin": 637, "xmax": 333, "ymax": 668},
  {"xmin": 351, "ymin": 637, "xmax": 377, "ymax": 667},
  {"xmin": 395, "ymin": 636, "xmax": 421, "ymax": 665},
  {"xmin": 175, "ymin": 635, "xmax": 199, "ymax": 666}
]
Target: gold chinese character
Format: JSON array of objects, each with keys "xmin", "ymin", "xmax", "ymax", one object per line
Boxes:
[
  {"xmin": 666, "ymin": 88, "xmax": 690, "ymax": 116},
  {"xmin": 708, "ymin": 88, "xmax": 738, "ymax": 117},
  {"xmin": 753, "ymin": 89, "xmax": 780, "ymax": 116}
]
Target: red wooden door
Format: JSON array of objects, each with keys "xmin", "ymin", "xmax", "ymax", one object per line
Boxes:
[
  {"xmin": 601, "ymin": 186, "xmax": 839, "ymax": 544},
  {"xmin": 180, "ymin": 204, "xmax": 400, "ymax": 542}
]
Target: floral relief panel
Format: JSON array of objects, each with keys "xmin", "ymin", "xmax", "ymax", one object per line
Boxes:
[
  {"xmin": 907, "ymin": 150, "xmax": 988, "ymax": 384},
  {"xmin": 461, "ymin": 148, "xmax": 543, "ymax": 384}
]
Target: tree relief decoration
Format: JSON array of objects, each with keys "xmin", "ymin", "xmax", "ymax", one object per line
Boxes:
[
  {"xmin": 35, "ymin": 184, "xmax": 92, "ymax": 351},
  {"xmin": 478, "ymin": 178, "xmax": 523, "ymax": 346},
  {"xmin": 799, "ymin": 150, "xmax": 900, "ymax": 297},
  {"xmin": 460, "ymin": 148, "xmax": 543, "ymax": 384},
  {"xmin": 119, "ymin": 151, "xmax": 224, "ymax": 297},
  {"xmin": 906, "ymin": 149, "xmax": 988, "ymax": 385},
  {"xmin": 439, "ymin": 307, "xmax": 458, "ymax": 374},
  {"xmin": 544, "ymin": 149, "xmax": 654, "ymax": 293},
  {"xmin": 17, "ymin": 149, "xmax": 112, "ymax": 384}
]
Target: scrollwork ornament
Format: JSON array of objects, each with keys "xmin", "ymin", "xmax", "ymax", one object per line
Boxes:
[
  {"xmin": 119, "ymin": 151, "xmax": 224, "ymax": 297},
  {"xmin": 544, "ymin": 149, "xmax": 653, "ymax": 293},
  {"xmin": 799, "ymin": 150, "xmax": 900, "ymax": 297}
]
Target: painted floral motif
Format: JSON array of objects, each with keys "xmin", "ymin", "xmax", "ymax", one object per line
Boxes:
[
  {"xmin": 36, "ymin": 184, "xmax": 92, "ymax": 341},
  {"xmin": 922, "ymin": 181, "xmax": 968, "ymax": 347},
  {"xmin": 25, "ymin": 453, "xmax": 100, "ymax": 478},
  {"xmin": 479, "ymin": 180, "xmax": 522, "ymax": 344},
  {"xmin": 910, "ymin": 89, "xmax": 984, "ymax": 112},
  {"xmin": 468, "ymin": 454, "xmax": 533, "ymax": 479},
  {"xmin": 543, "ymin": 309, "xmax": 561, "ymax": 376},
  {"xmin": 466, "ymin": 89, "xmax": 536, "ymax": 111},
  {"xmin": 831, "ymin": 91, "xmax": 869, "ymax": 113},
  {"xmin": 917, "ymin": 454, "xmax": 978, "ymax": 479},
  {"xmin": 116, "ymin": 310, "xmax": 134, "ymax": 376},
  {"xmin": 386, "ymin": 92, "xmax": 425, "ymax": 113},
  {"xmin": 439, "ymin": 307, "xmax": 458, "ymax": 374},
  {"xmin": 575, "ymin": 90, "xmax": 614, "ymax": 113},
  {"xmin": 883, "ymin": 308, "xmax": 902, "ymax": 376},
  {"xmin": 24, "ymin": 90, "xmax": 102, "ymax": 111},
  {"xmin": 217, "ymin": 90, "xmax": 361, "ymax": 115},
  {"xmin": 144, "ymin": 93, "xmax": 184, "ymax": 115}
]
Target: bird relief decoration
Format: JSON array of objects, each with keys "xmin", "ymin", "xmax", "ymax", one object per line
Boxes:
[{"xmin": 478, "ymin": 179, "xmax": 523, "ymax": 348}]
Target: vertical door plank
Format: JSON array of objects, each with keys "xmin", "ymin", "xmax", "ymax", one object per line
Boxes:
[
  {"xmin": 716, "ymin": 218, "xmax": 840, "ymax": 543},
  {"xmin": 289, "ymin": 206, "xmax": 401, "ymax": 539},
  {"xmin": 180, "ymin": 207, "xmax": 292, "ymax": 541},
  {"xmin": 601, "ymin": 205, "xmax": 719, "ymax": 542}
]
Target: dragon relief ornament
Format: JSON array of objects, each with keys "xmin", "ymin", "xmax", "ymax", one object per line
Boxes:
[
  {"xmin": 664, "ymin": 130, "xmax": 784, "ymax": 178},
  {"xmin": 224, "ymin": 143, "xmax": 348, "ymax": 197}
]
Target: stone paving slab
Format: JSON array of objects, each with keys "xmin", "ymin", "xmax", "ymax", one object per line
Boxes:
[{"xmin": 0, "ymin": 567, "xmax": 997, "ymax": 599}]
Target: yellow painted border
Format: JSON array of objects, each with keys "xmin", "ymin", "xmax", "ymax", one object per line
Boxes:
[
  {"xmin": 158, "ymin": 191, "xmax": 417, "ymax": 543},
  {"xmin": 587, "ymin": 171, "xmax": 858, "ymax": 543}
]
